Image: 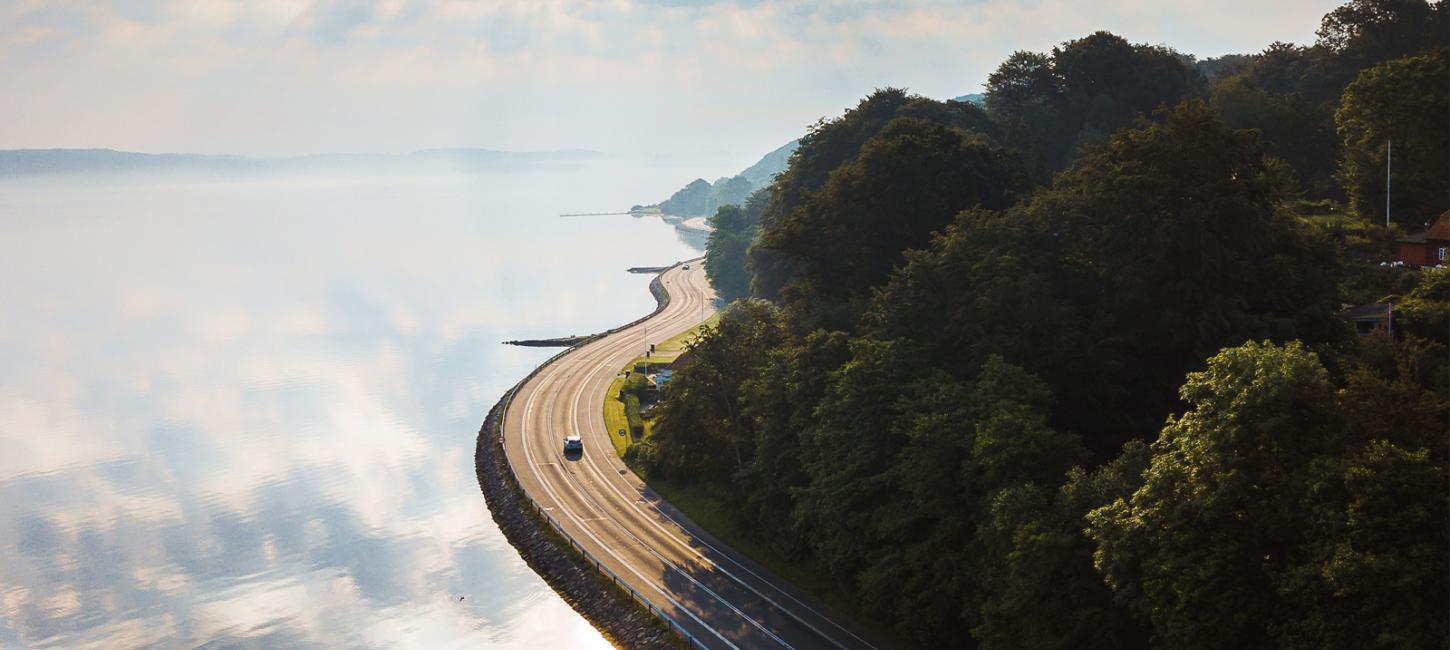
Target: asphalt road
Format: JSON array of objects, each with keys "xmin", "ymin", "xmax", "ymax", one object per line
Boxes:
[{"xmin": 501, "ymin": 263, "xmax": 883, "ymax": 650}]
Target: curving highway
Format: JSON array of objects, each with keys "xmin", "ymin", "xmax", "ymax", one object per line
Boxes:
[{"xmin": 501, "ymin": 262, "xmax": 883, "ymax": 650}]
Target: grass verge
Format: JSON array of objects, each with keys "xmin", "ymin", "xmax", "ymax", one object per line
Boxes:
[
  {"xmin": 602, "ymin": 313, "xmax": 720, "ymax": 457},
  {"xmin": 603, "ymin": 375, "xmax": 631, "ymax": 456},
  {"xmin": 599, "ymin": 310, "xmax": 900, "ymax": 637},
  {"xmin": 655, "ymin": 312, "xmax": 720, "ymax": 354},
  {"xmin": 599, "ymin": 311, "xmax": 898, "ymax": 643}
]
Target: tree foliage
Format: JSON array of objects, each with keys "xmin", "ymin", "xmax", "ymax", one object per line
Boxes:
[
  {"xmin": 1317, "ymin": 0, "xmax": 1449, "ymax": 73},
  {"xmin": 873, "ymin": 102, "xmax": 1345, "ymax": 454},
  {"xmin": 746, "ymin": 88, "xmax": 1001, "ymax": 300},
  {"xmin": 757, "ymin": 117, "xmax": 1028, "ymax": 331},
  {"xmin": 1194, "ymin": 1, "xmax": 1443, "ymax": 201},
  {"xmin": 1207, "ymin": 42, "xmax": 1341, "ymax": 199},
  {"xmin": 983, "ymin": 32, "xmax": 1206, "ymax": 172},
  {"xmin": 704, "ymin": 191, "xmax": 767, "ymax": 303},
  {"xmin": 657, "ymin": 178, "xmax": 712, "ymax": 217},
  {"xmin": 1336, "ymin": 50, "xmax": 1450, "ymax": 227},
  {"xmin": 1089, "ymin": 341, "xmax": 1448, "ymax": 648},
  {"xmin": 647, "ymin": 6, "xmax": 1450, "ymax": 646},
  {"xmin": 632, "ymin": 300, "xmax": 786, "ymax": 482}
]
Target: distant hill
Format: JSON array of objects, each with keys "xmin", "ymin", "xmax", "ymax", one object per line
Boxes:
[
  {"xmin": 0, "ymin": 149, "xmax": 257, "ymax": 175},
  {"xmin": 738, "ymin": 140, "xmax": 797, "ymax": 186},
  {"xmin": 0, "ymin": 148, "xmax": 611, "ymax": 176},
  {"xmin": 952, "ymin": 93, "xmax": 986, "ymax": 105},
  {"xmin": 642, "ymin": 140, "xmax": 799, "ymax": 217}
]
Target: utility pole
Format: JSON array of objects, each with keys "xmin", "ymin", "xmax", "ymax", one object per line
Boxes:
[{"xmin": 1385, "ymin": 139, "xmax": 1392, "ymax": 228}]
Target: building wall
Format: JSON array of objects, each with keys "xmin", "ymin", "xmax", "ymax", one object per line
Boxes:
[
  {"xmin": 1399, "ymin": 243, "xmax": 1428, "ymax": 266},
  {"xmin": 1398, "ymin": 241, "xmax": 1448, "ymax": 267}
]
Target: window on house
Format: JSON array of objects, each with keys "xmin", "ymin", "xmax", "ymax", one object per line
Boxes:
[{"xmin": 1440, "ymin": 247, "xmax": 1447, "ymax": 261}]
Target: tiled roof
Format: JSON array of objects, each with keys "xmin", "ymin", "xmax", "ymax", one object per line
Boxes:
[
  {"xmin": 1344, "ymin": 303, "xmax": 1391, "ymax": 321},
  {"xmin": 1426, "ymin": 209, "xmax": 1450, "ymax": 240}
]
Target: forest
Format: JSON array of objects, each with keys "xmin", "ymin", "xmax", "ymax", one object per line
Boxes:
[{"xmin": 631, "ymin": 1, "xmax": 1449, "ymax": 648}]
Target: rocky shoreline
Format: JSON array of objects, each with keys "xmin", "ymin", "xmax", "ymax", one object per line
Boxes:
[
  {"xmin": 474, "ymin": 393, "xmax": 677, "ymax": 648},
  {"xmin": 473, "ymin": 260, "xmax": 700, "ymax": 649},
  {"xmin": 502, "ymin": 335, "xmax": 593, "ymax": 347}
]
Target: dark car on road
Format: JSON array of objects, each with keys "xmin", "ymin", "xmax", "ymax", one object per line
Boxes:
[{"xmin": 563, "ymin": 434, "xmax": 583, "ymax": 453}]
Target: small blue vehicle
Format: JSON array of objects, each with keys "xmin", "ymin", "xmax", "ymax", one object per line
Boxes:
[{"xmin": 563, "ymin": 434, "xmax": 583, "ymax": 453}]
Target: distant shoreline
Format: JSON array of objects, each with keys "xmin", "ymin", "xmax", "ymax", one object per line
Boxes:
[{"xmin": 0, "ymin": 147, "xmax": 613, "ymax": 177}]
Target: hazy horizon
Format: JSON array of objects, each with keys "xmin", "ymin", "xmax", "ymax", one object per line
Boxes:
[{"xmin": 3, "ymin": 1, "xmax": 1341, "ymax": 172}]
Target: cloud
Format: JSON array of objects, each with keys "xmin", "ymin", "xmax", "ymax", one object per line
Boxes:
[
  {"xmin": 295, "ymin": 0, "xmax": 376, "ymax": 45},
  {"xmin": 0, "ymin": 1, "xmax": 1341, "ymax": 176},
  {"xmin": 0, "ymin": 172, "xmax": 696, "ymax": 647}
]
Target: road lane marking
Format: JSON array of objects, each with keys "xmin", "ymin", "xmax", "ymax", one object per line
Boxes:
[
  {"xmin": 513, "ymin": 347, "xmax": 744, "ymax": 650},
  {"xmin": 563, "ymin": 357, "xmax": 795, "ymax": 650},
  {"xmin": 507, "ymin": 264, "xmax": 865, "ymax": 650},
  {"xmin": 564, "ymin": 288, "xmax": 874, "ymax": 649}
]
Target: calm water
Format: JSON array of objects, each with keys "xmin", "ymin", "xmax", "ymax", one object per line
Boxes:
[{"xmin": 0, "ymin": 168, "xmax": 703, "ymax": 647}]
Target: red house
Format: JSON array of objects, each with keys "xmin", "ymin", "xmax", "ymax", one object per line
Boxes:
[{"xmin": 1397, "ymin": 209, "xmax": 1450, "ymax": 267}]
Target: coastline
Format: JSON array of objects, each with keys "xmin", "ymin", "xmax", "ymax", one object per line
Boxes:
[{"xmin": 473, "ymin": 261, "xmax": 698, "ymax": 649}]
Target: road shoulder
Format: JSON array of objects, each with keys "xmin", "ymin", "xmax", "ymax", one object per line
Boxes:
[{"xmin": 474, "ymin": 260, "xmax": 700, "ymax": 648}]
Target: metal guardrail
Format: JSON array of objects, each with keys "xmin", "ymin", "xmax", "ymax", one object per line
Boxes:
[
  {"xmin": 499, "ymin": 402, "xmax": 709, "ymax": 649},
  {"xmin": 495, "ymin": 258, "xmax": 713, "ymax": 649},
  {"xmin": 525, "ymin": 487, "xmax": 709, "ymax": 648}
]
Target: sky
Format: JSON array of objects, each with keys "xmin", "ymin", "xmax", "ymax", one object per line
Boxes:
[{"xmin": 0, "ymin": 0, "xmax": 1343, "ymax": 169}]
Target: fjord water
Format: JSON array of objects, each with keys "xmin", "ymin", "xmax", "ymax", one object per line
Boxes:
[{"xmin": 0, "ymin": 168, "xmax": 703, "ymax": 647}]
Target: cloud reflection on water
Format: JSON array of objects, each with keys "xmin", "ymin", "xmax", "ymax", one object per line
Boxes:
[{"xmin": 0, "ymin": 170, "xmax": 701, "ymax": 647}]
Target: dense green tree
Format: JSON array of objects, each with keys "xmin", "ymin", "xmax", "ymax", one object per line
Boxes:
[
  {"xmin": 1191, "ymin": 1, "xmax": 1447, "ymax": 202},
  {"xmin": 982, "ymin": 32, "xmax": 1207, "ymax": 172},
  {"xmin": 867, "ymin": 206, "xmax": 1101, "ymax": 423},
  {"xmin": 734, "ymin": 329, "xmax": 851, "ymax": 558},
  {"xmin": 984, "ymin": 51, "xmax": 1071, "ymax": 174},
  {"xmin": 1039, "ymin": 101, "xmax": 1344, "ymax": 444},
  {"xmin": 658, "ymin": 178, "xmax": 712, "ymax": 216},
  {"xmin": 1279, "ymin": 440, "xmax": 1447, "ymax": 647},
  {"xmin": 634, "ymin": 16, "xmax": 1450, "ymax": 640},
  {"xmin": 794, "ymin": 350, "xmax": 1088, "ymax": 647},
  {"xmin": 1317, "ymin": 0, "xmax": 1449, "ymax": 78},
  {"xmin": 1205, "ymin": 41, "xmax": 1342, "ymax": 200},
  {"xmin": 1054, "ymin": 33, "xmax": 1207, "ymax": 150},
  {"xmin": 1193, "ymin": 53, "xmax": 1257, "ymax": 83},
  {"xmin": 879, "ymin": 356, "xmax": 1084, "ymax": 647},
  {"xmin": 874, "ymin": 102, "xmax": 1345, "ymax": 454},
  {"xmin": 791, "ymin": 338, "xmax": 926, "ymax": 580},
  {"xmin": 748, "ymin": 88, "xmax": 1001, "ymax": 300},
  {"xmin": 1211, "ymin": 70, "xmax": 1342, "ymax": 197},
  {"xmin": 1335, "ymin": 50, "xmax": 1450, "ymax": 228},
  {"xmin": 1236, "ymin": 42, "xmax": 1344, "ymax": 103},
  {"xmin": 1339, "ymin": 316, "xmax": 1450, "ymax": 426},
  {"xmin": 705, "ymin": 175, "xmax": 754, "ymax": 216},
  {"xmin": 633, "ymin": 300, "xmax": 786, "ymax": 482},
  {"xmin": 972, "ymin": 442, "xmax": 1152, "ymax": 650},
  {"xmin": 757, "ymin": 117, "xmax": 1027, "ymax": 332},
  {"xmin": 1391, "ymin": 268, "xmax": 1449, "ymax": 344},
  {"xmin": 1089, "ymin": 341, "xmax": 1338, "ymax": 647},
  {"xmin": 703, "ymin": 191, "xmax": 767, "ymax": 303},
  {"xmin": 1089, "ymin": 341, "xmax": 1448, "ymax": 648}
]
